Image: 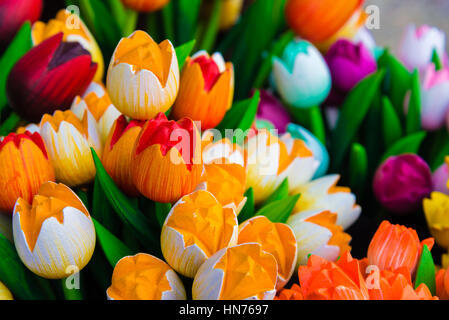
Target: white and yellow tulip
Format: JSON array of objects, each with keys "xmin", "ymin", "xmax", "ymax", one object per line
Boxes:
[{"xmin": 12, "ymin": 182, "xmax": 95, "ymax": 279}]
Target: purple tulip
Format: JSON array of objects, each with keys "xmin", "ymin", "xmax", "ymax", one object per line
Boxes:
[
  {"xmin": 373, "ymin": 154, "xmax": 433, "ymax": 215},
  {"xmin": 325, "ymin": 39, "xmax": 377, "ymax": 94},
  {"xmin": 432, "ymin": 162, "xmax": 449, "ymax": 195},
  {"xmin": 255, "ymin": 90, "xmax": 291, "ymax": 134}
]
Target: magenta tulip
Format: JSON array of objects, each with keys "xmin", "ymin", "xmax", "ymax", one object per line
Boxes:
[
  {"xmin": 255, "ymin": 90, "xmax": 291, "ymax": 134},
  {"xmin": 373, "ymin": 154, "xmax": 433, "ymax": 215}
]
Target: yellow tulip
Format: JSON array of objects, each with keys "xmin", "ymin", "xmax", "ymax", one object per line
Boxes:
[
  {"xmin": 424, "ymin": 192, "xmax": 449, "ymax": 249},
  {"xmin": 0, "ymin": 282, "xmax": 13, "ymax": 300}
]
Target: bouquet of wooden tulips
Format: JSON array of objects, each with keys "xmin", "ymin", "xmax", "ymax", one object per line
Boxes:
[{"xmin": 1, "ymin": 0, "xmax": 449, "ymax": 301}]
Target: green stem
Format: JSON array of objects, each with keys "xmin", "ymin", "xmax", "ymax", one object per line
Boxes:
[
  {"xmin": 61, "ymin": 278, "xmax": 83, "ymax": 300},
  {"xmin": 198, "ymin": 0, "xmax": 222, "ymax": 52},
  {"xmin": 123, "ymin": 10, "xmax": 138, "ymax": 37},
  {"xmin": 162, "ymin": 2, "xmax": 175, "ymax": 42}
]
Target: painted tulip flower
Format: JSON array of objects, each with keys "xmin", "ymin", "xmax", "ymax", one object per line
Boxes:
[
  {"xmin": 246, "ymin": 129, "xmax": 319, "ymax": 204},
  {"xmin": 192, "ymin": 243, "xmax": 278, "ymax": 300},
  {"xmin": 373, "ymin": 154, "xmax": 433, "ymax": 215},
  {"xmin": 410, "ymin": 64, "xmax": 449, "ymax": 131},
  {"xmin": 121, "ymin": 0, "xmax": 170, "ymax": 12},
  {"xmin": 278, "ymin": 252, "xmax": 370, "ymax": 300},
  {"xmin": 39, "ymin": 110, "xmax": 102, "ymax": 187},
  {"xmin": 399, "ymin": 24, "xmax": 446, "ymax": 72},
  {"xmin": 366, "ymin": 267, "xmax": 437, "ymax": 300},
  {"xmin": 423, "ymin": 192, "xmax": 449, "ymax": 249},
  {"xmin": 0, "ymin": 0, "xmax": 42, "ymax": 47},
  {"xmin": 107, "ymin": 30, "xmax": 179, "ymax": 120},
  {"xmin": 287, "ymin": 123, "xmax": 329, "ymax": 178},
  {"xmin": 13, "ymin": 182, "xmax": 95, "ymax": 279},
  {"xmin": 0, "ymin": 282, "xmax": 13, "ymax": 300},
  {"xmin": 161, "ymin": 190, "xmax": 238, "ymax": 278},
  {"xmin": 102, "ymin": 116, "xmax": 144, "ymax": 196},
  {"xmin": 255, "ymin": 90, "xmax": 291, "ymax": 134},
  {"xmin": 16, "ymin": 124, "xmax": 40, "ymax": 135},
  {"xmin": 290, "ymin": 175, "xmax": 361, "ymax": 230},
  {"xmin": 285, "ymin": 0, "xmax": 366, "ymax": 51},
  {"xmin": 107, "ymin": 253, "xmax": 186, "ymax": 300},
  {"xmin": 272, "ymin": 39, "xmax": 331, "ymax": 109},
  {"xmin": 0, "ymin": 131, "xmax": 55, "ymax": 213},
  {"xmin": 219, "ymin": 0, "xmax": 243, "ymax": 30},
  {"xmin": 200, "ymin": 133, "xmax": 247, "ymax": 213},
  {"xmin": 32, "ymin": 9, "xmax": 104, "ymax": 82},
  {"xmin": 171, "ymin": 51, "xmax": 234, "ymax": 129},
  {"xmin": 71, "ymin": 82, "xmax": 122, "ymax": 144},
  {"xmin": 238, "ymin": 216, "xmax": 297, "ymax": 289},
  {"xmin": 7, "ymin": 33, "xmax": 97, "ymax": 122},
  {"xmin": 325, "ymin": 39, "xmax": 377, "ymax": 95},
  {"xmin": 287, "ymin": 210, "xmax": 351, "ymax": 267},
  {"xmin": 436, "ymin": 267, "xmax": 449, "ymax": 300},
  {"xmin": 131, "ymin": 113, "xmax": 202, "ymax": 203},
  {"xmin": 432, "ymin": 160, "xmax": 449, "ymax": 195},
  {"xmin": 367, "ymin": 220, "xmax": 434, "ymax": 275}
]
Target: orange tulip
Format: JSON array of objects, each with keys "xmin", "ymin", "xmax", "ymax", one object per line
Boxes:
[
  {"xmin": 171, "ymin": 51, "xmax": 234, "ymax": 130},
  {"xmin": 367, "ymin": 221, "xmax": 434, "ymax": 275},
  {"xmin": 365, "ymin": 267, "xmax": 437, "ymax": 300},
  {"xmin": 121, "ymin": 0, "xmax": 170, "ymax": 12},
  {"xmin": 0, "ymin": 132, "xmax": 55, "ymax": 213},
  {"xmin": 102, "ymin": 115, "xmax": 145, "ymax": 196},
  {"xmin": 131, "ymin": 112, "xmax": 202, "ymax": 203},
  {"xmin": 286, "ymin": 252, "xmax": 370, "ymax": 300},
  {"xmin": 436, "ymin": 267, "xmax": 449, "ymax": 300},
  {"xmin": 285, "ymin": 0, "xmax": 366, "ymax": 51}
]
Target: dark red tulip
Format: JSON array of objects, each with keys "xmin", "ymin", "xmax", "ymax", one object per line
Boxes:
[
  {"xmin": 7, "ymin": 33, "xmax": 97, "ymax": 122},
  {"xmin": 0, "ymin": 0, "xmax": 42, "ymax": 47}
]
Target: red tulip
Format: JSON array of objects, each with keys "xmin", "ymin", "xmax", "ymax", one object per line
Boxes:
[
  {"xmin": 7, "ymin": 33, "xmax": 97, "ymax": 122},
  {"xmin": 0, "ymin": 0, "xmax": 42, "ymax": 47}
]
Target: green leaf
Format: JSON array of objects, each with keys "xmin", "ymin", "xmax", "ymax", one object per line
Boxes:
[
  {"xmin": 162, "ymin": 1, "xmax": 175, "ymax": 42},
  {"xmin": 175, "ymin": 39, "xmax": 196, "ymax": 71},
  {"xmin": 238, "ymin": 188, "xmax": 255, "ymax": 224},
  {"xmin": 174, "ymin": 0, "xmax": 201, "ymax": 45},
  {"xmin": 414, "ymin": 245, "xmax": 436, "ymax": 295},
  {"xmin": 349, "ymin": 143, "xmax": 368, "ymax": 192},
  {"xmin": 330, "ymin": 70, "xmax": 385, "ymax": 171},
  {"xmin": 92, "ymin": 175, "xmax": 120, "ymax": 235},
  {"xmin": 429, "ymin": 131, "xmax": 449, "ymax": 171},
  {"xmin": 0, "ymin": 22, "xmax": 32, "ymax": 112},
  {"xmin": 219, "ymin": 0, "xmax": 287, "ymax": 98},
  {"xmin": 380, "ymin": 131, "xmax": 426, "ymax": 162},
  {"xmin": 0, "ymin": 113, "xmax": 20, "ymax": 136},
  {"xmin": 0, "ymin": 233, "xmax": 55, "ymax": 300},
  {"xmin": 382, "ymin": 96, "xmax": 403, "ymax": 148},
  {"xmin": 265, "ymin": 178, "xmax": 289, "ymax": 205},
  {"xmin": 155, "ymin": 202, "xmax": 172, "ymax": 228},
  {"xmin": 377, "ymin": 50, "xmax": 411, "ymax": 116},
  {"xmin": 197, "ymin": 0, "xmax": 222, "ymax": 52},
  {"xmin": 89, "ymin": 0, "xmax": 123, "ymax": 60},
  {"xmin": 406, "ymin": 69, "xmax": 421, "ymax": 135},
  {"xmin": 92, "ymin": 218, "xmax": 134, "ymax": 267},
  {"xmin": 76, "ymin": 189, "xmax": 89, "ymax": 209},
  {"xmin": 432, "ymin": 48, "xmax": 443, "ymax": 71},
  {"xmin": 216, "ymin": 90, "xmax": 260, "ymax": 144},
  {"xmin": 253, "ymin": 30, "xmax": 295, "ymax": 89},
  {"xmin": 91, "ymin": 148, "xmax": 160, "ymax": 254},
  {"xmin": 255, "ymin": 194, "xmax": 300, "ymax": 224}
]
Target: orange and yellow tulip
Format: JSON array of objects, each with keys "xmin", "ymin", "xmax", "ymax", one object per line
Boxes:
[
  {"xmin": 0, "ymin": 131, "xmax": 55, "ymax": 213},
  {"xmin": 192, "ymin": 243, "xmax": 278, "ymax": 300},
  {"xmin": 367, "ymin": 220, "xmax": 434, "ymax": 275},
  {"xmin": 238, "ymin": 216, "xmax": 297, "ymax": 289},
  {"xmin": 436, "ymin": 267, "xmax": 449, "ymax": 300},
  {"xmin": 285, "ymin": 0, "xmax": 367, "ymax": 51},
  {"xmin": 39, "ymin": 110, "xmax": 102, "ymax": 187},
  {"xmin": 171, "ymin": 51, "xmax": 234, "ymax": 129},
  {"xmin": 102, "ymin": 115, "xmax": 144, "ymax": 196},
  {"xmin": 107, "ymin": 30, "xmax": 179, "ymax": 120},
  {"xmin": 12, "ymin": 182, "xmax": 95, "ymax": 279},
  {"xmin": 200, "ymin": 133, "xmax": 247, "ymax": 213},
  {"xmin": 31, "ymin": 9, "xmax": 104, "ymax": 82},
  {"xmin": 107, "ymin": 253, "xmax": 186, "ymax": 300},
  {"xmin": 161, "ymin": 190, "xmax": 238, "ymax": 278},
  {"xmin": 121, "ymin": 0, "xmax": 170, "ymax": 12},
  {"xmin": 0, "ymin": 282, "xmax": 13, "ymax": 300},
  {"xmin": 71, "ymin": 82, "xmax": 121, "ymax": 145},
  {"xmin": 131, "ymin": 113, "xmax": 202, "ymax": 203}
]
